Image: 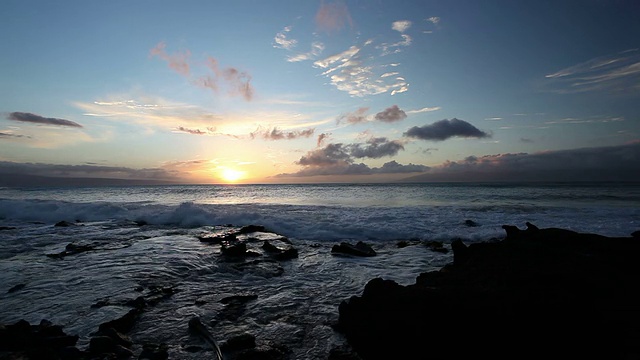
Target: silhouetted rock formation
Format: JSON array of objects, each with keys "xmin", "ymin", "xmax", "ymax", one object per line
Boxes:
[{"xmin": 336, "ymin": 223, "xmax": 640, "ymax": 360}]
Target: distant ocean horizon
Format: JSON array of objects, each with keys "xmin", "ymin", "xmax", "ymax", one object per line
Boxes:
[{"xmin": 1, "ymin": 181, "xmax": 639, "ymax": 358}]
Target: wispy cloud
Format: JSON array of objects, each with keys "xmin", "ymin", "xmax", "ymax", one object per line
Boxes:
[
  {"xmin": 287, "ymin": 42, "xmax": 325, "ymax": 62},
  {"xmin": 250, "ymin": 126, "xmax": 315, "ymax": 140},
  {"xmin": 273, "ymin": 26, "xmax": 298, "ymax": 50},
  {"xmin": 149, "ymin": 42, "xmax": 191, "ymax": 76},
  {"xmin": 75, "ymin": 96, "xmax": 225, "ymax": 132},
  {"xmin": 150, "ymin": 42, "xmax": 254, "ymax": 101},
  {"xmin": 544, "ymin": 49, "xmax": 640, "ymax": 93},
  {"xmin": 0, "ymin": 130, "xmax": 30, "ymax": 139},
  {"xmin": 313, "ymin": 44, "xmax": 408, "ymax": 97},
  {"xmin": 315, "ymin": 0, "xmax": 353, "ymax": 34},
  {"xmin": 337, "ymin": 107, "xmax": 369, "ymax": 124},
  {"xmin": 7, "ymin": 112, "xmax": 83, "ymax": 128},
  {"xmin": 404, "ymin": 118, "xmax": 490, "ymax": 141},
  {"xmin": 406, "ymin": 106, "xmax": 441, "ymax": 114},
  {"xmin": 544, "ymin": 116, "xmax": 624, "ymax": 125},
  {"xmin": 195, "ymin": 57, "xmax": 254, "ymax": 101},
  {"xmin": 173, "ymin": 126, "xmax": 217, "ymax": 135}
]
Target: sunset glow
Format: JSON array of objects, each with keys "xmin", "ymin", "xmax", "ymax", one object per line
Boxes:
[
  {"xmin": 1, "ymin": 1, "xmax": 638, "ymax": 185},
  {"xmin": 220, "ymin": 168, "xmax": 245, "ymax": 183}
]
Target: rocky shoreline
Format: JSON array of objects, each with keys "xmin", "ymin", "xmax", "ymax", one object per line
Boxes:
[
  {"xmin": 2, "ymin": 222, "xmax": 639, "ymax": 359},
  {"xmin": 336, "ymin": 222, "xmax": 640, "ymax": 360}
]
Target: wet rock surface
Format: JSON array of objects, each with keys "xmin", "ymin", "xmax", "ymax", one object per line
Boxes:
[{"xmin": 336, "ymin": 222, "xmax": 640, "ymax": 359}]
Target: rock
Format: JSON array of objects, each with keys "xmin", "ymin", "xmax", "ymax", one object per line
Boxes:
[
  {"xmin": 7, "ymin": 283, "xmax": 26, "ymax": 293},
  {"xmin": 331, "ymin": 241, "xmax": 376, "ymax": 257},
  {"xmin": 46, "ymin": 242, "xmax": 95, "ymax": 259},
  {"xmin": 54, "ymin": 220, "xmax": 75, "ymax": 227},
  {"xmin": 464, "ymin": 219, "xmax": 479, "ymax": 227},
  {"xmin": 336, "ymin": 223, "xmax": 640, "ymax": 360},
  {"xmin": 98, "ymin": 308, "xmax": 142, "ymax": 333},
  {"xmin": 221, "ymin": 333, "xmax": 256, "ymax": 352},
  {"xmin": 0, "ymin": 319, "xmax": 81, "ymax": 358},
  {"xmin": 139, "ymin": 343, "xmax": 169, "ymax": 360}
]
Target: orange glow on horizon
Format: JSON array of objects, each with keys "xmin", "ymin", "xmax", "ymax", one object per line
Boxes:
[{"xmin": 220, "ymin": 168, "xmax": 245, "ymax": 183}]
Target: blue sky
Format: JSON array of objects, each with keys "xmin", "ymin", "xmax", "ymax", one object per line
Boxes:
[{"xmin": 1, "ymin": 0, "xmax": 639, "ymax": 184}]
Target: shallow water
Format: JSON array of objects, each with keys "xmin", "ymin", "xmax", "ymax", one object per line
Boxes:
[{"xmin": 1, "ymin": 182, "xmax": 639, "ymax": 358}]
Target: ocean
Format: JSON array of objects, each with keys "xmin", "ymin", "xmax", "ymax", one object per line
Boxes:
[{"xmin": 1, "ymin": 182, "xmax": 639, "ymax": 358}]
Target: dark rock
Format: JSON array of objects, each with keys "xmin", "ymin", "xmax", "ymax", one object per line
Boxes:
[
  {"xmin": 221, "ymin": 241, "xmax": 248, "ymax": 256},
  {"xmin": 632, "ymin": 230, "xmax": 640, "ymax": 238},
  {"xmin": 464, "ymin": 219, "xmax": 479, "ymax": 227},
  {"xmin": 337, "ymin": 223, "xmax": 640, "ymax": 360},
  {"xmin": 262, "ymin": 241, "xmax": 299, "ymax": 261},
  {"xmin": 0, "ymin": 319, "xmax": 81, "ymax": 359},
  {"xmin": 98, "ymin": 308, "xmax": 142, "ymax": 333},
  {"xmin": 424, "ymin": 240, "xmax": 448, "ymax": 253},
  {"xmin": 139, "ymin": 343, "xmax": 169, "ymax": 360},
  {"xmin": 7, "ymin": 283, "xmax": 26, "ymax": 293},
  {"xmin": 55, "ymin": 220, "xmax": 75, "ymax": 227},
  {"xmin": 221, "ymin": 333, "xmax": 256, "ymax": 351},
  {"xmin": 46, "ymin": 242, "xmax": 95, "ymax": 259},
  {"xmin": 238, "ymin": 225, "xmax": 268, "ymax": 234},
  {"xmin": 331, "ymin": 241, "xmax": 376, "ymax": 257}
]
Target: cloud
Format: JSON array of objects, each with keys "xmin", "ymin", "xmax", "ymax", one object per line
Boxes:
[
  {"xmin": 337, "ymin": 107, "xmax": 369, "ymax": 124},
  {"xmin": 426, "ymin": 17, "xmax": 440, "ymax": 25},
  {"xmin": 392, "ymin": 20, "xmax": 412, "ymax": 33},
  {"xmin": 273, "ymin": 26, "xmax": 297, "ymax": 50},
  {"xmin": 402, "ymin": 142, "xmax": 640, "ymax": 182},
  {"xmin": 544, "ymin": 49, "xmax": 640, "ymax": 93},
  {"xmin": 250, "ymin": 127, "xmax": 315, "ymax": 140},
  {"xmin": 275, "ymin": 134, "xmax": 429, "ymax": 178},
  {"xmin": 375, "ymin": 160, "xmax": 429, "ymax": 174},
  {"xmin": 317, "ymin": 132, "xmax": 331, "ymax": 146},
  {"xmin": 151, "ymin": 43, "xmax": 254, "ymax": 101},
  {"xmin": 196, "ymin": 57, "xmax": 255, "ymax": 101},
  {"xmin": 287, "ymin": 42, "xmax": 325, "ymax": 62},
  {"xmin": 315, "ymin": 0, "xmax": 353, "ymax": 34},
  {"xmin": 0, "ymin": 161, "xmax": 181, "ymax": 182},
  {"xmin": 7, "ymin": 112, "xmax": 83, "ymax": 128},
  {"xmin": 149, "ymin": 42, "xmax": 191, "ymax": 76},
  {"xmin": 406, "ymin": 106, "xmax": 441, "ymax": 114},
  {"xmin": 76, "ymin": 96, "xmax": 224, "ymax": 131},
  {"xmin": 404, "ymin": 118, "xmax": 490, "ymax": 141},
  {"xmin": 294, "ymin": 137, "xmax": 406, "ymax": 167},
  {"xmin": 0, "ymin": 130, "xmax": 30, "ymax": 139},
  {"xmin": 297, "ymin": 143, "xmax": 351, "ymax": 166},
  {"xmin": 313, "ymin": 45, "xmax": 408, "ymax": 97},
  {"xmin": 375, "ymin": 105, "xmax": 407, "ymax": 122},
  {"xmin": 173, "ymin": 126, "xmax": 217, "ymax": 135},
  {"xmin": 347, "ymin": 137, "xmax": 404, "ymax": 158}
]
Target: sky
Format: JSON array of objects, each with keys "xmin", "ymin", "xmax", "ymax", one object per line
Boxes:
[{"xmin": 1, "ymin": 0, "xmax": 639, "ymax": 185}]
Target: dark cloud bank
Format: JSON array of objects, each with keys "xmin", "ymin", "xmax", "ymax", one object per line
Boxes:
[
  {"xmin": 7, "ymin": 112, "xmax": 83, "ymax": 128},
  {"xmin": 277, "ymin": 141, "xmax": 640, "ymax": 182},
  {"xmin": 2, "ymin": 144, "xmax": 638, "ymax": 186},
  {"xmin": 0, "ymin": 162, "xmax": 182, "ymax": 187},
  {"xmin": 402, "ymin": 142, "xmax": 640, "ymax": 183}
]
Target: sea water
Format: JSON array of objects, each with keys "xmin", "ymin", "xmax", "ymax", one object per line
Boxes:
[{"xmin": 1, "ymin": 182, "xmax": 639, "ymax": 358}]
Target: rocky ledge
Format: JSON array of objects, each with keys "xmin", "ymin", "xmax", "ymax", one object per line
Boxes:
[{"xmin": 336, "ymin": 222, "xmax": 640, "ymax": 360}]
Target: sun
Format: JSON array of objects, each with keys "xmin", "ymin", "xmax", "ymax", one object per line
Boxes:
[{"xmin": 220, "ymin": 168, "xmax": 245, "ymax": 183}]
